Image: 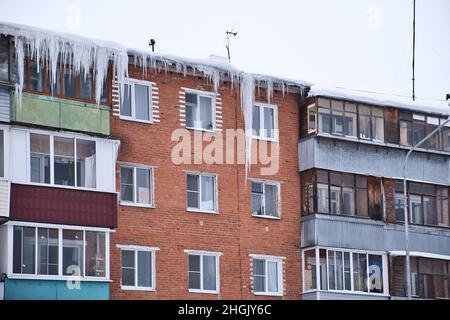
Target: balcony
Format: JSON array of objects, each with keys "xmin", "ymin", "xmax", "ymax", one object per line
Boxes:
[
  {"xmin": 298, "ymin": 135, "xmax": 450, "ymax": 185},
  {"xmin": 301, "ymin": 213, "xmax": 450, "ymax": 254},
  {"xmin": 11, "ymin": 92, "xmax": 110, "ymax": 136}
]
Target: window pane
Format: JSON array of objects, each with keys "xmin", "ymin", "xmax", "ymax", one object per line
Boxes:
[
  {"xmin": 263, "ymin": 107, "xmax": 275, "ymax": 138},
  {"xmin": 120, "ymin": 167, "xmax": 134, "ymax": 202},
  {"xmin": 410, "ymin": 195, "xmax": 423, "ymax": 224},
  {"xmin": 264, "ymin": 184, "xmax": 278, "ymax": 217},
  {"xmin": 121, "ymin": 250, "xmax": 135, "ymax": 286},
  {"xmin": 395, "ymin": 193, "xmax": 405, "ymax": 221},
  {"xmin": 100, "ymin": 77, "xmax": 109, "ymax": 104},
  {"xmin": 201, "ymin": 175, "xmax": 215, "ymax": 211},
  {"xmin": 319, "ymin": 249, "xmax": 328, "ymax": 290},
  {"xmin": 85, "ymin": 231, "xmax": 105, "ymax": 277},
  {"xmin": 308, "ymin": 106, "xmax": 316, "ymax": 132},
  {"xmin": 344, "ymin": 112, "xmax": 357, "ymax": 137},
  {"xmin": 136, "ymin": 168, "xmax": 151, "ymax": 205},
  {"xmin": 186, "ymin": 104, "xmax": 195, "ymax": 128},
  {"xmin": 413, "ymin": 121, "xmax": 425, "ymax": 146},
  {"xmin": 76, "ymin": 139, "xmax": 96, "ymax": 188},
  {"xmin": 252, "ymin": 181, "xmax": 263, "ymax": 193},
  {"xmin": 400, "ymin": 120, "xmax": 412, "ymax": 145},
  {"xmin": 0, "ymin": 36, "xmax": 8, "ymax": 82},
  {"xmin": 330, "ymin": 186, "xmax": 341, "ymax": 215},
  {"xmin": 54, "ymin": 137, "xmax": 75, "ymax": 186},
  {"xmin": 335, "ymin": 251, "xmax": 343, "ymax": 290},
  {"xmin": 252, "ymin": 193, "xmax": 263, "ymax": 216},
  {"xmin": 203, "ymin": 256, "xmax": 216, "ymax": 291},
  {"xmin": 331, "ymin": 101, "xmax": 344, "ymax": 135},
  {"xmin": 423, "ymin": 196, "xmax": 436, "ymax": 225},
  {"xmin": 29, "ymin": 61, "xmax": 44, "ymax": 91},
  {"xmin": 120, "ymin": 84, "xmax": 132, "ymax": 117},
  {"xmin": 200, "ymin": 96, "xmax": 213, "ymax": 130},
  {"xmin": 252, "ymin": 105, "xmax": 260, "ymax": 136},
  {"xmin": 267, "ymin": 261, "xmax": 279, "ymax": 293},
  {"xmin": 343, "ymin": 188, "xmax": 355, "ymax": 216},
  {"xmin": 137, "ymin": 251, "xmax": 152, "ymax": 287},
  {"xmin": 372, "ymin": 116, "xmax": 384, "ymax": 141},
  {"xmin": 187, "ymin": 174, "xmax": 199, "ymax": 191},
  {"xmin": 344, "ymin": 252, "xmax": 351, "ymax": 290},
  {"xmin": 317, "ymin": 184, "xmax": 329, "ymax": 213},
  {"xmin": 318, "ymin": 107, "xmax": 331, "ymax": 134},
  {"xmin": 253, "ymin": 259, "xmax": 265, "ymax": 292},
  {"xmin": 63, "ymin": 68, "xmax": 77, "ymax": 97},
  {"xmin": 37, "ymin": 228, "xmax": 58, "ymax": 275},
  {"xmin": 368, "ymin": 255, "xmax": 383, "ymax": 293},
  {"xmin": 189, "ymin": 255, "xmax": 201, "ymax": 289},
  {"xmin": 135, "ymin": 84, "xmax": 150, "ymax": 121},
  {"xmin": 63, "ymin": 230, "xmax": 84, "ymax": 276},
  {"xmin": 13, "ymin": 226, "xmax": 35, "ymax": 274},
  {"xmin": 304, "ymin": 250, "xmax": 317, "ymax": 291},
  {"xmin": 187, "ymin": 191, "xmax": 200, "ymax": 209},
  {"xmin": 353, "ymin": 253, "xmax": 368, "ymax": 292},
  {"xmin": 359, "ymin": 114, "xmax": 371, "ymax": 139},
  {"xmin": 328, "ymin": 251, "xmax": 336, "ymax": 290},
  {"xmin": 79, "ymin": 73, "xmax": 92, "ymax": 100},
  {"xmin": 30, "ymin": 133, "xmax": 50, "ymax": 184}
]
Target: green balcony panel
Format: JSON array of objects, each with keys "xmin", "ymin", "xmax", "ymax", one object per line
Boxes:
[{"xmin": 11, "ymin": 92, "xmax": 110, "ymax": 135}]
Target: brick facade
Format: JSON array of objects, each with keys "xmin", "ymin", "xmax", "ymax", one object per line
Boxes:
[{"xmin": 109, "ymin": 67, "xmax": 302, "ymax": 300}]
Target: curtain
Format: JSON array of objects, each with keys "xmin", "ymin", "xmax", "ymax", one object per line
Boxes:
[
  {"xmin": 201, "ymin": 176, "xmax": 215, "ymax": 211},
  {"xmin": 267, "ymin": 261, "xmax": 278, "ymax": 293}
]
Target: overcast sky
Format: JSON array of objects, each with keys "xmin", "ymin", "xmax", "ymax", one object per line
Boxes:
[{"xmin": 0, "ymin": 0, "xmax": 448, "ymax": 102}]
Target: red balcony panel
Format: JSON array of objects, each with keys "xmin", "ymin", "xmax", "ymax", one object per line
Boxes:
[{"xmin": 10, "ymin": 184, "xmax": 117, "ymax": 229}]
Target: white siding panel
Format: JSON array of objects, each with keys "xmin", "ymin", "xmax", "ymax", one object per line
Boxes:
[
  {"xmin": 11, "ymin": 128, "xmax": 27, "ymax": 184},
  {"xmin": 96, "ymin": 140, "xmax": 116, "ymax": 193},
  {"xmin": 0, "ymin": 180, "xmax": 9, "ymax": 218}
]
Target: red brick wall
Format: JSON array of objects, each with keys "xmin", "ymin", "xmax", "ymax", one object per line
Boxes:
[{"xmin": 109, "ymin": 67, "xmax": 301, "ymax": 300}]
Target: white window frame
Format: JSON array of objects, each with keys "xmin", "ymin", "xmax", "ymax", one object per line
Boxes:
[
  {"xmin": 184, "ymin": 88, "xmax": 216, "ymax": 132},
  {"xmin": 117, "ymin": 245, "xmax": 159, "ymax": 292},
  {"xmin": 119, "ymin": 78, "xmax": 154, "ymax": 124},
  {"xmin": 252, "ymin": 102, "xmax": 279, "ymax": 142},
  {"xmin": 307, "ymin": 103, "xmax": 317, "ymax": 134},
  {"xmin": 6, "ymin": 221, "xmax": 110, "ymax": 282},
  {"xmin": 186, "ymin": 172, "xmax": 218, "ymax": 214},
  {"xmin": 184, "ymin": 249, "xmax": 222, "ymax": 294},
  {"xmin": 250, "ymin": 254, "xmax": 284, "ymax": 297},
  {"xmin": 251, "ymin": 179, "xmax": 281, "ymax": 219},
  {"xmin": 119, "ymin": 164, "xmax": 155, "ymax": 208},
  {"xmin": 301, "ymin": 247, "xmax": 389, "ymax": 296},
  {"xmin": 27, "ymin": 130, "xmax": 97, "ymax": 191}
]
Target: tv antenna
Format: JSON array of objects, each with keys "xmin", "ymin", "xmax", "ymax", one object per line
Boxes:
[
  {"xmin": 149, "ymin": 38, "xmax": 156, "ymax": 52},
  {"xmin": 226, "ymin": 30, "xmax": 238, "ymax": 62}
]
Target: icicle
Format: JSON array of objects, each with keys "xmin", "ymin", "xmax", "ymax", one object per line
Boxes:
[
  {"xmin": 266, "ymin": 79, "xmax": 273, "ymax": 104},
  {"xmin": 14, "ymin": 37, "xmax": 24, "ymax": 108},
  {"xmin": 240, "ymin": 73, "xmax": 255, "ymax": 182}
]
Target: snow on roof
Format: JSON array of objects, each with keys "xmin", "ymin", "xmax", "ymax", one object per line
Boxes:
[{"xmin": 308, "ymin": 84, "xmax": 450, "ymax": 116}]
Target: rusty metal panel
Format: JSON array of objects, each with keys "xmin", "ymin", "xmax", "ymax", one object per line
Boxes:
[
  {"xmin": 368, "ymin": 176, "xmax": 382, "ymax": 220},
  {"xmin": 10, "ymin": 184, "xmax": 117, "ymax": 228}
]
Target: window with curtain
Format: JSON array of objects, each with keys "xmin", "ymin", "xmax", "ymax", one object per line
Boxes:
[
  {"xmin": 252, "ymin": 257, "xmax": 282, "ymax": 295},
  {"xmin": 120, "ymin": 166, "xmax": 153, "ymax": 206},
  {"xmin": 120, "ymin": 248, "xmax": 154, "ymax": 290},
  {"xmin": 54, "ymin": 136, "xmax": 75, "ymax": 186},
  {"xmin": 188, "ymin": 253, "xmax": 218, "ymax": 293},
  {"xmin": 186, "ymin": 173, "xmax": 217, "ymax": 212},
  {"xmin": 251, "ymin": 181, "xmax": 280, "ymax": 218},
  {"xmin": 120, "ymin": 79, "xmax": 152, "ymax": 122},
  {"xmin": 185, "ymin": 91, "xmax": 215, "ymax": 131},
  {"xmin": 252, "ymin": 103, "xmax": 277, "ymax": 140}
]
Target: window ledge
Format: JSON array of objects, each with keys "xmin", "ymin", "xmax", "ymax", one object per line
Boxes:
[
  {"xmin": 252, "ymin": 136, "xmax": 278, "ymax": 143},
  {"xmin": 120, "ymin": 201, "xmax": 156, "ymax": 209},
  {"xmin": 121, "ymin": 286, "xmax": 156, "ymax": 292},
  {"xmin": 252, "ymin": 214, "xmax": 281, "ymax": 220},
  {"xmin": 119, "ymin": 116, "xmax": 153, "ymax": 125},
  {"xmin": 8, "ymin": 275, "xmax": 111, "ymax": 282},
  {"xmin": 188, "ymin": 289, "xmax": 219, "ymax": 295},
  {"xmin": 187, "ymin": 209, "xmax": 219, "ymax": 215},
  {"xmin": 185, "ymin": 126, "xmax": 217, "ymax": 134},
  {"xmin": 253, "ymin": 292, "xmax": 283, "ymax": 297}
]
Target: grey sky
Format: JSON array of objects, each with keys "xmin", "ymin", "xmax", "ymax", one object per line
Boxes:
[{"xmin": 0, "ymin": 0, "xmax": 448, "ymax": 102}]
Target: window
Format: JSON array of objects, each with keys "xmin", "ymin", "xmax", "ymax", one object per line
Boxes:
[
  {"xmin": 301, "ymin": 170, "xmax": 369, "ymax": 218},
  {"xmin": 307, "ymin": 104, "xmax": 316, "ymax": 133},
  {"xmin": 303, "ymin": 248, "xmax": 386, "ymax": 295},
  {"xmin": 188, "ymin": 253, "xmax": 219, "ymax": 293},
  {"xmin": 0, "ymin": 35, "xmax": 9, "ymax": 82},
  {"xmin": 185, "ymin": 91, "xmax": 215, "ymax": 131},
  {"xmin": 29, "ymin": 133, "xmax": 96, "ymax": 188},
  {"xmin": 344, "ymin": 103, "xmax": 357, "ymax": 137},
  {"xmin": 359, "ymin": 105, "xmax": 384, "ymax": 141},
  {"xmin": 318, "ymin": 98, "xmax": 331, "ymax": 134},
  {"xmin": 251, "ymin": 181, "xmax": 280, "ymax": 218},
  {"xmin": 0, "ymin": 129, "xmax": 4, "ymax": 178},
  {"xmin": 120, "ymin": 166, "xmax": 154, "ymax": 207},
  {"xmin": 120, "ymin": 79, "xmax": 153, "ymax": 122},
  {"xmin": 252, "ymin": 103, "xmax": 278, "ymax": 140},
  {"xmin": 331, "ymin": 100, "xmax": 344, "ymax": 135},
  {"xmin": 12, "ymin": 225, "xmax": 108, "ymax": 279},
  {"xmin": 437, "ymin": 187, "xmax": 449, "ymax": 227},
  {"xmin": 120, "ymin": 248, "xmax": 155, "ymax": 290},
  {"xmin": 252, "ymin": 256, "xmax": 283, "ymax": 296},
  {"xmin": 186, "ymin": 173, "xmax": 217, "ymax": 213}
]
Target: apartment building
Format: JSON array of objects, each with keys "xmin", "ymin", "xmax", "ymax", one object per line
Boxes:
[
  {"xmin": 0, "ymin": 25, "xmax": 119, "ymax": 300},
  {"xmin": 300, "ymin": 86, "xmax": 450, "ymax": 300}
]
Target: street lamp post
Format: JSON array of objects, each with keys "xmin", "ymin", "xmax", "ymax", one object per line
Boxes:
[{"xmin": 402, "ymin": 116, "xmax": 450, "ymax": 299}]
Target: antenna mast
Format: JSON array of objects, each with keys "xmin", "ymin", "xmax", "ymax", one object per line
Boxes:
[
  {"xmin": 226, "ymin": 30, "xmax": 238, "ymax": 62},
  {"xmin": 412, "ymin": 0, "xmax": 416, "ymax": 101}
]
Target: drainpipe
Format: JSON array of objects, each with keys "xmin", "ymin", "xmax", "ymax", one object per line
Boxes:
[{"xmin": 402, "ymin": 115, "xmax": 450, "ymax": 299}]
